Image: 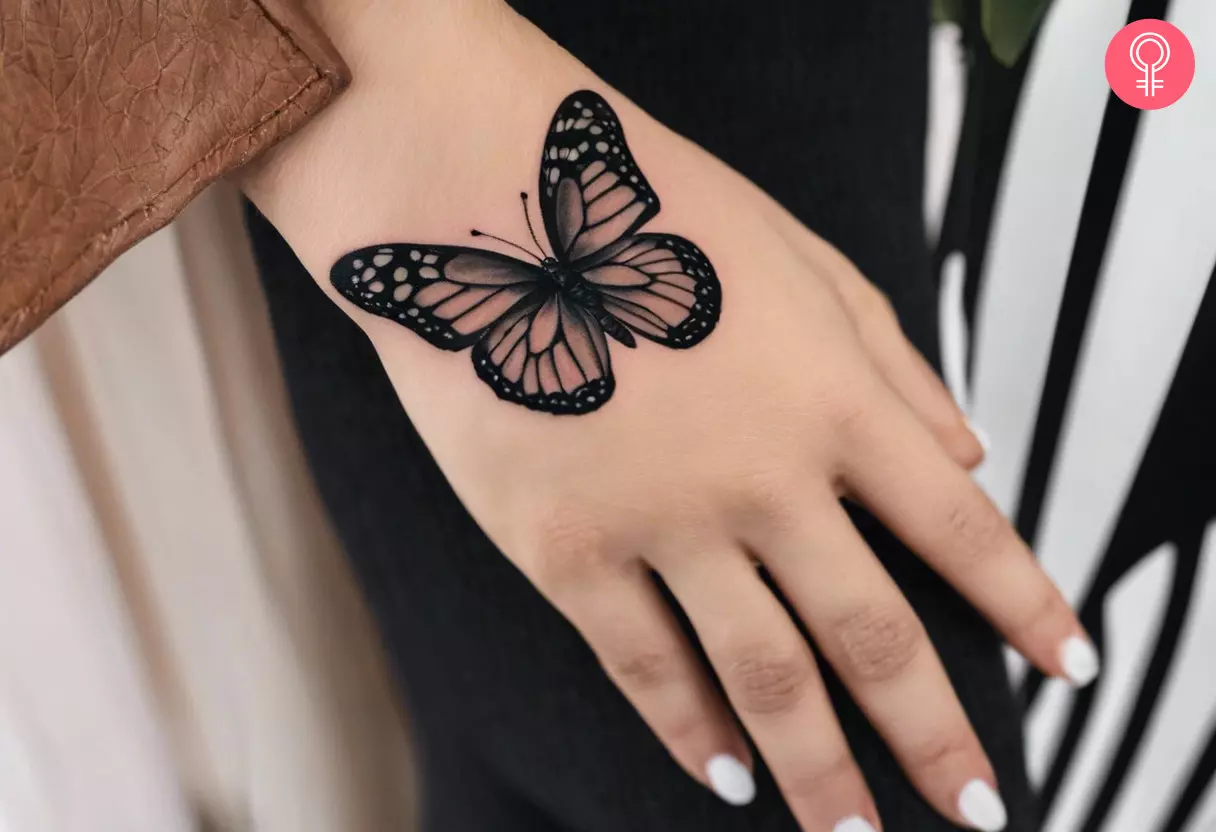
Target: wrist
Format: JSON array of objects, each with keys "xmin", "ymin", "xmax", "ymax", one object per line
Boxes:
[
  {"xmin": 237, "ymin": 0, "xmax": 590, "ymax": 278},
  {"xmin": 297, "ymin": 0, "xmax": 512, "ymax": 80}
]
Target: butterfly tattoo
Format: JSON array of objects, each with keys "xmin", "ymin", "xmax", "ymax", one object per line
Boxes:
[{"xmin": 329, "ymin": 90, "xmax": 722, "ymax": 415}]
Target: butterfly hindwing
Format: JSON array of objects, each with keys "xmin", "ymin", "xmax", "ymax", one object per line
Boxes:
[
  {"xmin": 580, "ymin": 233, "xmax": 721, "ymax": 348},
  {"xmin": 331, "ymin": 245, "xmax": 543, "ymax": 349},
  {"xmin": 472, "ymin": 290, "xmax": 615, "ymax": 414},
  {"xmin": 538, "ymin": 91, "xmax": 659, "ymax": 264}
]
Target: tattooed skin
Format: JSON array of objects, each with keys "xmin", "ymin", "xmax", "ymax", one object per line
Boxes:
[{"xmin": 329, "ymin": 91, "xmax": 722, "ymax": 415}]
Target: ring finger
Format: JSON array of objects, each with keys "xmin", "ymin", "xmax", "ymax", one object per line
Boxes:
[{"xmin": 656, "ymin": 546, "xmax": 884, "ymax": 832}]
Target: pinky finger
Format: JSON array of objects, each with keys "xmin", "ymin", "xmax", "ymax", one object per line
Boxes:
[
  {"xmin": 754, "ymin": 185, "xmax": 984, "ymax": 468},
  {"xmin": 802, "ymin": 237, "xmax": 983, "ymax": 470}
]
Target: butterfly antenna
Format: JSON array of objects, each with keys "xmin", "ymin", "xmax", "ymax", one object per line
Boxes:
[
  {"xmin": 520, "ymin": 192, "xmax": 549, "ymax": 259},
  {"xmin": 469, "ymin": 229, "xmax": 542, "ymax": 262}
]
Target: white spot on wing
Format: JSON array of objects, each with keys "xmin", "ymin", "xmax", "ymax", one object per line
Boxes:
[{"xmin": 373, "ymin": 254, "xmax": 393, "ymax": 267}]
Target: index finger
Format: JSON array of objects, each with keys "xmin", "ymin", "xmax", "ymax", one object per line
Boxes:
[{"xmin": 839, "ymin": 384, "xmax": 1100, "ymax": 689}]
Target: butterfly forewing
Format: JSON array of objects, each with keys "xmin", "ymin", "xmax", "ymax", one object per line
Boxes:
[
  {"xmin": 539, "ymin": 91, "xmax": 659, "ymax": 264},
  {"xmin": 472, "ymin": 292, "xmax": 615, "ymax": 414},
  {"xmin": 580, "ymin": 233, "xmax": 721, "ymax": 348},
  {"xmin": 331, "ymin": 245, "xmax": 543, "ymax": 349}
]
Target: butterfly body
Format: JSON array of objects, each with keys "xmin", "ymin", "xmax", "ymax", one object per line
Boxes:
[
  {"xmin": 536, "ymin": 257, "xmax": 639, "ymax": 348},
  {"xmin": 331, "ymin": 91, "xmax": 720, "ymax": 415},
  {"xmin": 538, "ymin": 257, "xmax": 594, "ymax": 298}
]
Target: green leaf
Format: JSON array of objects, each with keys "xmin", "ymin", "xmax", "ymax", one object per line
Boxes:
[
  {"xmin": 981, "ymin": 0, "xmax": 1053, "ymax": 66},
  {"xmin": 933, "ymin": 0, "xmax": 967, "ymax": 23}
]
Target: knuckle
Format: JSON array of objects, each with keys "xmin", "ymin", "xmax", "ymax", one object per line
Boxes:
[
  {"xmin": 661, "ymin": 708, "xmax": 717, "ymax": 748},
  {"xmin": 602, "ymin": 648, "xmax": 684, "ymax": 692},
  {"xmin": 943, "ymin": 496, "xmax": 1013, "ymax": 565},
  {"xmin": 733, "ymin": 472, "xmax": 802, "ymax": 534},
  {"xmin": 906, "ymin": 731, "xmax": 980, "ymax": 776},
  {"xmin": 527, "ymin": 506, "xmax": 614, "ymax": 589},
  {"xmin": 782, "ymin": 753, "xmax": 858, "ymax": 802},
  {"xmin": 830, "ymin": 605, "xmax": 926, "ymax": 684},
  {"xmin": 951, "ymin": 431, "xmax": 987, "ymax": 470},
  {"xmin": 724, "ymin": 646, "xmax": 813, "ymax": 717},
  {"xmin": 828, "ymin": 383, "xmax": 872, "ymax": 437}
]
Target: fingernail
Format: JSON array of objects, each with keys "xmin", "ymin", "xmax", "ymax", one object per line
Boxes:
[
  {"xmin": 958, "ymin": 779, "xmax": 1007, "ymax": 831},
  {"xmin": 965, "ymin": 418, "xmax": 992, "ymax": 455},
  {"xmin": 706, "ymin": 754, "xmax": 755, "ymax": 806},
  {"xmin": 835, "ymin": 816, "xmax": 879, "ymax": 832},
  {"xmin": 1060, "ymin": 636, "xmax": 1101, "ymax": 687}
]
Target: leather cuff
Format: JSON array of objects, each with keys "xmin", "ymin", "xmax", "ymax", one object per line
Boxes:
[{"xmin": 0, "ymin": 0, "xmax": 350, "ymax": 354}]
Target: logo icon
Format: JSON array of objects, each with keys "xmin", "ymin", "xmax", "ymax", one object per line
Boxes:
[
  {"xmin": 1130, "ymin": 31, "xmax": 1169, "ymax": 97},
  {"xmin": 1106, "ymin": 19, "xmax": 1195, "ymax": 110}
]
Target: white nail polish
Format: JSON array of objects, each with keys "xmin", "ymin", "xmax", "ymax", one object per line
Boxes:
[
  {"xmin": 1060, "ymin": 636, "xmax": 1101, "ymax": 687},
  {"xmin": 834, "ymin": 816, "xmax": 879, "ymax": 832},
  {"xmin": 966, "ymin": 418, "xmax": 992, "ymax": 455},
  {"xmin": 958, "ymin": 779, "xmax": 1008, "ymax": 831},
  {"xmin": 706, "ymin": 754, "xmax": 755, "ymax": 806}
]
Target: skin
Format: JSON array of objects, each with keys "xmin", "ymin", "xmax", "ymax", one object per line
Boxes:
[{"xmin": 239, "ymin": 1, "xmax": 1095, "ymax": 828}]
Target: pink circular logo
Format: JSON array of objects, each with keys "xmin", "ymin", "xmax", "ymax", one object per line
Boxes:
[{"xmin": 1106, "ymin": 19, "xmax": 1195, "ymax": 110}]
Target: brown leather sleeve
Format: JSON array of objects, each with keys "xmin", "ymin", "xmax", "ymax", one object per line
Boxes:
[{"xmin": 0, "ymin": 0, "xmax": 349, "ymax": 354}]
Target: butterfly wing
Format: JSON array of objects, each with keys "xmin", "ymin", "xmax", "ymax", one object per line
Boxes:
[
  {"xmin": 538, "ymin": 91, "xmax": 659, "ymax": 264},
  {"xmin": 472, "ymin": 291, "xmax": 615, "ymax": 414},
  {"xmin": 330, "ymin": 244, "xmax": 543, "ymax": 349},
  {"xmin": 579, "ymin": 233, "xmax": 721, "ymax": 348}
]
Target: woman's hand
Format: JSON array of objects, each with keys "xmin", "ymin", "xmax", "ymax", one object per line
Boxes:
[{"xmin": 242, "ymin": 2, "xmax": 1097, "ymax": 829}]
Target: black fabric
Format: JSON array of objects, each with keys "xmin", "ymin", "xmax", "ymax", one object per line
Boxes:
[{"xmin": 243, "ymin": 2, "xmax": 1035, "ymax": 829}]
